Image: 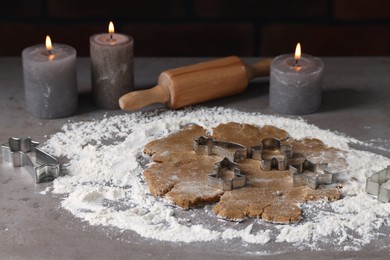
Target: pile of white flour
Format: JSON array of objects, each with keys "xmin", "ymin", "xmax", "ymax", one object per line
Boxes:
[{"xmin": 42, "ymin": 107, "xmax": 390, "ymax": 250}]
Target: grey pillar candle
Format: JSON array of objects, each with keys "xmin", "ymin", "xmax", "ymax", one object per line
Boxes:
[
  {"xmin": 269, "ymin": 44, "xmax": 324, "ymax": 115},
  {"xmin": 22, "ymin": 36, "xmax": 78, "ymax": 119},
  {"xmin": 90, "ymin": 22, "xmax": 134, "ymax": 109}
]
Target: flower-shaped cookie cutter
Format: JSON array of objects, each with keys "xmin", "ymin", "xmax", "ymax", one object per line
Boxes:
[
  {"xmin": 1, "ymin": 137, "xmax": 60, "ymax": 183},
  {"xmin": 289, "ymin": 158, "xmax": 335, "ymax": 190},
  {"xmin": 366, "ymin": 166, "xmax": 390, "ymax": 203},
  {"xmin": 208, "ymin": 157, "xmax": 245, "ymax": 191}
]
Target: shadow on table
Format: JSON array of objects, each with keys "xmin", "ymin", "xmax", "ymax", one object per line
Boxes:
[
  {"xmin": 204, "ymin": 80, "xmax": 269, "ymax": 108},
  {"xmin": 73, "ymin": 79, "xmax": 271, "ymax": 115},
  {"xmin": 75, "ymin": 91, "xmax": 167, "ymax": 115},
  {"xmin": 73, "ymin": 84, "xmax": 372, "ymax": 115},
  {"xmin": 321, "ymin": 88, "xmax": 372, "ymax": 112},
  {"xmin": 75, "ymin": 93, "xmax": 98, "ymax": 115}
]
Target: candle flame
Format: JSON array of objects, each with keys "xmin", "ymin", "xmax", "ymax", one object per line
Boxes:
[
  {"xmin": 108, "ymin": 21, "xmax": 115, "ymax": 34},
  {"xmin": 294, "ymin": 42, "xmax": 301, "ymax": 61},
  {"xmin": 45, "ymin": 35, "xmax": 53, "ymax": 53}
]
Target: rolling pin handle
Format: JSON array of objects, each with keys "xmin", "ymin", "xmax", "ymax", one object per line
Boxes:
[
  {"xmin": 245, "ymin": 58, "xmax": 272, "ymax": 81},
  {"xmin": 119, "ymin": 85, "xmax": 170, "ymax": 111}
]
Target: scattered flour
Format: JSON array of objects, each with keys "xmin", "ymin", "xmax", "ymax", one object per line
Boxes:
[
  {"xmin": 39, "ymin": 186, "xmax": 51, "ymax": 195},
  {"xmin": 42, "ymin": 107, "xmax": 390, "ymax": 250}
]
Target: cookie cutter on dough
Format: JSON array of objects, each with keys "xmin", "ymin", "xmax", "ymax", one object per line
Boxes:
[
  {"xmin": 193, "ymin": 136, "xmax": 247, "ymax": 162},
  {"xmin": 208, "ymin": 157, "xmax": 245, "ymax": 191},
  {"xmin": 289, "ymin": 158, "xmax": 335, "ymax": 190},
  {"xmin": 251, "ymin": 138, "xmax": 293, "ymax": 171},
  {"xmin": 1, "ymin": 137, "xmax": 60, "ymax": 183},
  {"xmin": 366, "ymin": 166, "xmax": 390, "ymax": 202}
]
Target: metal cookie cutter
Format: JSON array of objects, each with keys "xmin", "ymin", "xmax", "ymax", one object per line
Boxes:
[
  {"xmin": 289, "ymin": 158, "xmax": 336, "ymax": 190},
  {"xmin": 208, "ymin": 157, "xmax": 246, "ymax": 191},
  {"xmin": 251, "ymin": 138, "xmax": 293, "ymax": 171},
  {"xmin": 1, "ymin": 137, "xmax": 60, "ymax": 183},
  {"xmin": 193, "ymin": 136, "xmax": 247, "ymax": 162},
  {"xmin": 366, "ymin": 166, "xmax": 390, "ymax": 202}
]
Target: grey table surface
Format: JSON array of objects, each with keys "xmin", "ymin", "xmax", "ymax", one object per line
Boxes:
[{"xmin": 0, "ymin": 57, "xmax": 389, "ymax": 259}]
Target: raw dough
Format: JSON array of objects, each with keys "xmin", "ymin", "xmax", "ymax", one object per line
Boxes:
[{"xmin": 143, "ymin": 123, "xmax": 345, "ymax": 223}]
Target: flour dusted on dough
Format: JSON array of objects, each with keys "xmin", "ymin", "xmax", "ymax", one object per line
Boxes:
[{"xmin": 42, "ymin": 107, "xmax": 390, "ymax": 250}]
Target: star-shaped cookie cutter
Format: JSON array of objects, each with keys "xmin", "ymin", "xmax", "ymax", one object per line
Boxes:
[
  {"xmin": 208, "ymin": 157, "xmax": 246, "ymax": 191},
  {"xmin": 366, "ymin": 166, "xmax": 390, "ymax": 203},
  {"xmin": 289, "ymin": 158, "xmax": 335, "ymax": 190},
  {"xmin": 251, "ymin": 138, "xmax": 293, "ymax": 171},
  {"xmin": 193, "ymin": 136, "xmax": 247, "ymax": 162},
  {"xmin": 1, "ymin": 137, "xmax": 60, "ymax": 183}
]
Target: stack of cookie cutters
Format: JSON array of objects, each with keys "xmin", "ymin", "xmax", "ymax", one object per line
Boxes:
[
  {"xmin": 366, "ymin": 166, "xmax": 390, "ymax": 202},
  {"xmin": 1, "ymin": 137, "xmax": 60, "ymax": 183}
]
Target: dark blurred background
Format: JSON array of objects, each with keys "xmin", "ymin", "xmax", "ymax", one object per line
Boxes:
[{"xmin": 2, "ymin": 0, "xmax": 390, "ymax": 57}]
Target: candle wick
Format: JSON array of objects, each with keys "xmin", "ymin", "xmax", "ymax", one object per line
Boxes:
[
  {"xmin": 295, "ymin": 59, "xmax": 299, "ymax": 66},
  {"xmin": 48, "ymin": 50, "xmax": 52, "ymax": 55},
  {"xmin": 110, "ymin": 33, "xmax": 113, "ymax": 40}
]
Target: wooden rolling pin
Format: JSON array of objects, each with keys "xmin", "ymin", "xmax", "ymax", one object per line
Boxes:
[{"xmin": 119, "ymin": 56, "xmax": 271, "ymax": 110}]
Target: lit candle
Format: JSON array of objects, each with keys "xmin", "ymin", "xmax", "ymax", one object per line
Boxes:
[
  {"xmin": 22, "ymin": 35, "xmax": 78, "ymax": 119},
  {"xmin": 90, "ymin": 21, "xmax": 134, "ymax": 109},
  {"xmin": 269, "ymin": 43, "xmax": 324, "ymax": 115}
]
